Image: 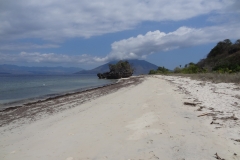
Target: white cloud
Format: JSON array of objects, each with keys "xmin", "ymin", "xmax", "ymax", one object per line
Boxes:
[
  {"xmin": 0, "ymin": 43, "xmax": 59, "ymax": 50},
  {"xmin": 0, "ymin": 0, "xmax": 236, "ymax": 41},
  {"xmin": 0, "ymin": 52, "xmax": 102, "ymax": 65},
  {"xmin": 102, "ymin": 23, "xmax": 240, "ymax": 61},
  {"xmin": 1, "ymin": 22, "xmax": 240, "ymax": 67}
]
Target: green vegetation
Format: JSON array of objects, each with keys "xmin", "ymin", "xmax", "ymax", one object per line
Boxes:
[
  {"xmin": 97, "ymin": 60, "xmax": 133, "ymax": 79},
  {"xmin": 149, "ymin": 39, "xmax": 240, "ymax": 77},
  {"xmin": 149, "ymin": 66, "xmax": 169, "ymax": 74},
  {"xmin": 198, "ymin": 39, "xmax": 240, "ymax": 73},
  {"xmin": 173, "ymin": 63, "xmax": 206, "ymax": 74},
  {"xmin": 108, "ymin": 60, "xmax": 134, "ymax": 74}
]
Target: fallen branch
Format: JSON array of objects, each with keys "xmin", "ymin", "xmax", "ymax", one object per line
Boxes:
[
  {"xmin": 214, "ymin": 153, "xmax": 225, "ymax": 160},
  {"xmin": 198, "ymin": 113, "xmax": 212, "ymax": 117},
  {"xmin": 219, "ymin": 114, "xmax": 238, "ymax": 121},
  {"xmin": 184, "ymin": 102, "xmax": 197, "ymax": 106},
  {"xmin": 210, "ymin": 121, "xmax": 220, "ymax": 125}
]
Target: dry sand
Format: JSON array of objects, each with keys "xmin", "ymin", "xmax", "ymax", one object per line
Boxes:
[{"xmin": 0, "ymin": 75, "xmax": 240, "ymax": 160}]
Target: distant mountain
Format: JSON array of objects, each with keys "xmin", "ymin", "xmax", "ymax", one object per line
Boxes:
[
  {"xmin": 0, "ymin": 64, "xmax": 83, "ymax": 75},
  {"xmin": 75, "ymin": 59, "xmax": 158, "ymax": 75}
]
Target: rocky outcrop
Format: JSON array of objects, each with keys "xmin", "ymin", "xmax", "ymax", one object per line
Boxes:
[
  {"xmin": 97, "ymin": 60, "xmax": 133, "ymax": 79},
  {"xmin": 97, "ymin": 72, "xmax": 133, "ymax": 79}
]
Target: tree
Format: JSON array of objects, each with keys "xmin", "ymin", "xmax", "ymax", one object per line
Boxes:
[
  {"xmin": 207, "ymin": 39, "xmax": 232, "ymax": 58},
  {"xmin": 223, "ymin": 39, "xmax": 232, "ymax": 45},
  {"xmin": 108, "ymin": 60, "xmax": 133, "ymax": 73},
  {"xmin": 235, "ymin": 39, "xmax": 240, "ymax": 45}
]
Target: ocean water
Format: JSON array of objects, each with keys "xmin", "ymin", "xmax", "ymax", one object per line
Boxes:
[{"xmin": 0, "ymin": 74, "xmax": 116, "ymax": 109}]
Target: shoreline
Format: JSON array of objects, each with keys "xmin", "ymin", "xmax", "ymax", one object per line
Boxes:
[
  {"xmin": 0, "ymin": 75, "xmax": 239, "ymax": 160},
  {"xmin": 0, "ymin": 81, "xmax": 117, "ymax": 112},
  {"xmin": 0, "ymin": 76, "xmax": 144, "ymax": 128},
  {"xmin": 0, "ymin": 74, "xmax": 116, "ymax": 111}
]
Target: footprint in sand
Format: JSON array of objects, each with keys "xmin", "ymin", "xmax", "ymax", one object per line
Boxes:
[
  {"xmin": 147, "ymin": 139, "xmax": 153, "ymax": 144},
  {"xmin": 149, "ymin": 151, "xmax": 159, "ymax": 159}
]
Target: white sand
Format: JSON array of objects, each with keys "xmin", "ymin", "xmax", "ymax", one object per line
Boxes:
[
  {"xmin": 161, "ymin": 75, "xmax": 240, "ymax": 140},
  {"xmin": 0, "ymin": 76, "xmax": 240, "ymax": 160}
]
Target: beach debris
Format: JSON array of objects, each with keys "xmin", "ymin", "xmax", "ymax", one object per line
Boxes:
[
  {"xmin": 210, "ymin": 121, "xmax": 221, "ymax": 125},
  {"xmin": 196, "ymin": 106, "xmax": 204, "ymax": 111},
  {"xmin": 0, "ymin": 106, "xmax": 22, "ymax": 112},
  {"xmin": 198, "ymin": 113, "xmax": 215, "ymax": 117},
  {"xmin": 219, "ymin": 114, "xmax": 238, "ymax": 121},
  {"xmin": 184, "ymin": 102, "xmax": 197, "ymax": 106},
  {"xmin": 214, "ymin": 153, "xmax": 225, "ymax": 160},
  {"xmin": 193, "ymin": 99, "xmax": 200, "ymax": 102},
  {"xmin": 0, "ymin": 77, "xmax": 144, "ymax": 128},
  {"xmin": 231, "ymin": 114, "xmax": 238, "ymax": 120},
  {"xmin": 232, "ymin": 102, "xmax": 239, "ymax": 106},
  {"xmin": 234, "ymin": 139, "xmax": 240, "ymax": 142},
  {"xmin": 235, "ymin": 94, "xmax": 240, "ymax": 99}
]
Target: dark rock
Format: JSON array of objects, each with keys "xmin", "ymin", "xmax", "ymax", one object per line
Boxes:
[{"xmin": 97, "ymin": 60, "xmax": 133, "ymax": 79}]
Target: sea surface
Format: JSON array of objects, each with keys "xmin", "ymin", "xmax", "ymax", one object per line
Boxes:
[{"xmin": 0, "ymin": 74, "xmax": 116, "ymax": 110}]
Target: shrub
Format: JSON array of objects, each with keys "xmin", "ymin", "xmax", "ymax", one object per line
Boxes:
[
  {"xmin": 149, "ymin": 70, "xmax": 157, "ymax": 74},
  {"xmin": 173, "ymin": 67, "xmax": 182, "ymax": 73},
  {"xmin": 173, "ymin": 63, "xmax": 206, "ymax": 74},
  {"xmin": 148, "ymin": 66, "xmax": 170, "ymax": 74}
]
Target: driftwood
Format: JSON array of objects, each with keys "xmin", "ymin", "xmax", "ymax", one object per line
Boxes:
[
  {"xmin": 197, "ymin": 113, "xmax": 213, "ymax": 117},
  {"xmin": 219, "ymin": 114, "xmax": 238, "ymax": 121},
  {"xmin": 214, "ymin": 153, "xmax": 225, "ymax": 160},
  {"xmin": 184, "ymin": 102, "xmax": 197, "ymax": 106},
  {"xmin": 210, "ymin": 121, "xmax": 220, "ymax": 125}
]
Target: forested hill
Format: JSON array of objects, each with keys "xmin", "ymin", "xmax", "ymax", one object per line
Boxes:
[{"xmin": 197, "ymin": 39, "xmax": 240, "ymax": 73}]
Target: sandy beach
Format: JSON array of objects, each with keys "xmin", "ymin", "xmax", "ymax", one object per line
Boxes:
[{"xmin": 0, "ymin": 75, "xmax": 240, "ymax": 160}]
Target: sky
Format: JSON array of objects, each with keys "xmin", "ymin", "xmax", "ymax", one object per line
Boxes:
[{"xmin": 0, "ymin": 0, "xmax": 240, "ymax": 70}]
